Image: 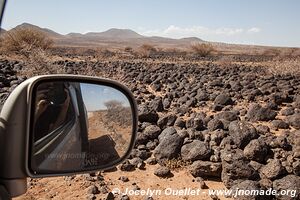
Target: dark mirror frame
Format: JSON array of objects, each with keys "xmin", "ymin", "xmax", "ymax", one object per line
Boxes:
[
  {"xmin": 0, "ymin": 0, "xmax": 6, "ymax": 27},
  {"xmin": 25, "ymin": 76, "xmax": 138, "ymax": 177}
]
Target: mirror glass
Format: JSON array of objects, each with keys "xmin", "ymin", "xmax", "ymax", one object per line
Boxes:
[{"xmin": 30, "ymin": 80, "xmax": 134, "ymax": 174}]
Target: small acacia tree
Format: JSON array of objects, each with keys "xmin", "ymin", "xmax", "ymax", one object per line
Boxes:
[{"xmin": 104, "ymin": 100, "xmax": 123, "ymax": 111}]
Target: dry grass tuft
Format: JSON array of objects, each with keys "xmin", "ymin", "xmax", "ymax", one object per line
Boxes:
[
  {"xmin": 136, "ymin": 44, "xmax": 157, "ymax": 58},
  {"xmin": 217, "ymin": 55, "xmax": 234, "ymax": 67},
  {"xmin": 265, "ymin": 57, "xmax": 300, "ymax": 76},
  {"xmin": 262, "ymin": 48, "xmax": 281, "ymax": 57},
  {"xmin": 0, "ymin": 27, "xmax": 62, "ymax": 76},
  {"xmin": 164, "ymin": 157, "xmax": 192, "ymax": 170},
  {"xmin": 191, "ymin": 42, "xmax": 215, "ymax": 57},
  {"xmin": 0, "ymin": 27, "xmax": 53, "ymax": 57}
]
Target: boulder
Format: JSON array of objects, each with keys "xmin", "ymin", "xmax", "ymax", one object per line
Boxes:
[
  {"xmin": 154, "ymin": 132, "xmax": 183, "ymax": 160},
  {"xmin": 244, "ymin": 139, "xmax": 269, "ymax": 163},
  {"xmin": 149, "ymin": 98, "xmax": 164, "ymax": 112},
  {"xmin": 154, "ymin": 166, "xmax": 172, "ymax": 178},
  {"xmin": 189, "ymin": 161, "xmax": 222, "ymax": 178},
  {"xmin": 174, "ymin": 117, "xmax": 185, "ymax": 128},
  {"xmin": 138, "ymin": 105, "xmax": 159, "ymax": 123},
  {"xmin": 293, "ymin": 95, "xmax": 300, "ymax": 109},
  {"xmin": 214, "ymin": 94, "xmax": 233, "ymax": 106},
  {"xmin": 273, "ymin": 175, "xmax": 300, "ymax": 200},
  {"xmin": 230, "ymin": 180, "xmax": 267, "ymax": 200},
  {"xmin": 287, "ymin": 113, "xmax": 300, "ymax": 130},
  {"xmin": 157, "ymin": 114, "xmax": 177, "ymax": 129},
  {"xmin": 181, "ymin": 140, "xmax": 211, "ymax": 161},
  {"xmin": 214, "ymin": 111, "xmax": 239, "ymax": 122},
  {"xmin": 228, "ymin": 121, "xmax": 259, "ymax": 149},
  {"xmin": 207, "ymin": 119, "xmax": 224, "ymax": 131},
  {"xmin": 186, "ymin": 117, "xmax": 204, "ymax": 130},
  {"xmin": 142, "ymin": 125, "xmax": 161, "ymax": 140},
  {"xmin": 272, "ymin": 120, "xmax": 289, "ymax": 130},
  {"xmin": 247, "ymin": 104, "xmax": 277, "ymax": 121},
  {"xmin": 158, "ymin": 127, "xmax": 177, "ymax": 141},
  {"xmin": 221, "ymin": 148, "xmax": 259, "ymax": 188},
  {"xmin": 259, "ymin": 159, "xmax": 286, "ymax": 180}
]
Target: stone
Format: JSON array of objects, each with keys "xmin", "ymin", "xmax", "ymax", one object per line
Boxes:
[
  {"xmin": 120, "ymin": 194, "xmax": 130, "ymax": 200},
  {"xmin": 138, "ymin": 105, "xmax": 159, "ymax": 123},
  {"xmin": 210, "ymin": 130, "xmax": 227, "ymax": 146},
  {"xmin": 154, "ymin": 166, "xmax": 171, "ymax": 178},
  {"xmin": 221, "ymin": 148, "xmax": 259, "ymax": 188},
  {"xmin": 174, "ymin": 117, "xmax": 185, "ymax": 128},
  {"xmin": 118, "ymin": 176, "xmax": 129, "ymax": 182},
  {"xmin": 281, "ymin": 107, "xmax": 294, "ymax": 116},
  {"xmin": 181, "ymin": 140, "xmax": 211, "ymax": 161},
  {"xmin": 149, "ymin": 98, "xmax": 164, "ymax": 112},
  {"xmin": 207, "ymin": 119, "xmax": 224, "ymax": 131},
  {"xmin": 214, "ymin": 94, "xmax": 233, "ymax": 106},
  {"xmin": 143, "ymin": 125, "xmax": 161, "ymax": 140},
  {"xmin": 87, "ymin": 185, "xmax": 100, "ymax": 195},
  {"xmin": 247, "ymin": 103, "xmax": 277, "ymax": 121},
  {"xmin": 154, "ymin": 133, "xmax": 183, "ymax": 160},
  {"xmin": 145, "ymin": 157, "xmax": 157, "ymax": 165},
  {"xmin": 194, "ymin": 177, "xmax": 208, "ymax": 189},
  {"xmin": 158, "ymin": 127, "xmax": 177, "ymax": 141},
  {"xmin": 119, "ymin": 160, "xmax": 135, "ymax": 171},
  {"xmin": 230, "ymin": 180, "xmax": 266, "ymax": 200},
  {"xmin": 228, "ymin": 121, "xmax": 258, "ymax": 149},
  {"xmin": 272, "ymin": 120, "xmax": 289, "ymax": 130},
  {"xmin": 157, "ymin": 114, "xmax": 177, "ymax": 129},
  {"xmin": 292, "ymin": 160, "xmax": 300, "ymax": 176},
  {"xmin": 163, "ymin": 98, "xmax": 171, "ymax": 109},
  {"xmin": 186, "ymin": 117, "xmax": 204, "ymax": 130},
  {"xmin": 244, "ymin": 139, "xmax": 269, "ymax": 163},
  {"xmin": 287, "ymin": 113, "xmax": 300, "ymax": 130},
  {"xmin": 189, "ymin": 161, "xmax": 222, "ymax": 178},
  {"xmin": 214, "ymin": 111, "xmax": 238, "ymax": 122},
  {"xmin": 130, "ymin": 158, "xmax": 145, "ymax": 169},
  {"xmin": 105, "ymin": 192, "xmax": 115, "ymax": 200},
  {"xmin": 273, "ymin": 175, "xmax": 300, "ymax": 200},
  {"xmin": 259, "ymin": 159, "xmax": 286, "ymax": 180},
  {"xmin": 294, "ymin": 95, "xmax": 300, "ymax": 108}
]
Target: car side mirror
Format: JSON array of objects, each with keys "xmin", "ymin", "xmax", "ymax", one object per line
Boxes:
[{"xmin": 0, "ymin": 75, "xmax": 137, "ymax": 197}]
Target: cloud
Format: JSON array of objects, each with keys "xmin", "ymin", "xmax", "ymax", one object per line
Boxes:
[
  {"xmin": 247, "ymin": 27, "xmax": 261, "ymax": 33},
  {"xmin": 141, "ymin": 25, "xmax": 260, "ymax": 39}
]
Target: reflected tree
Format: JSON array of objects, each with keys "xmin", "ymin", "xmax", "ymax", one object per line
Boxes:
[{"xmin": 104, "ymin": 100, "xmax": 123, "ymax": 111}]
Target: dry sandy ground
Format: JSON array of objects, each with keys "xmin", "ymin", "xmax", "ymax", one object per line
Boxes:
[{"xmin": 14, "ymin": 164, "xmax": 231, "ymax": 200}]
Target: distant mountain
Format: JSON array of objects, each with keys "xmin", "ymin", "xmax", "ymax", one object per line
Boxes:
[
  {"xmin": 85, "ymin": 28, "xmax": 144, "ymax": 39},
  {"xmin": 8, "ymin": 23, "xmax": 206, "ymax": 48},
  {"xmin": 13, "ymin": 23, "xmax": 63, "ymax": 39}
]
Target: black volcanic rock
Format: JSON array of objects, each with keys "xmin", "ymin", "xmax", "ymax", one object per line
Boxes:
[
  {"xmin": 247, "ymin": 103, "xmax": 277, "ymax": 121},
  {"xmin": 228, "ymin": 121, "xmax": 258, "ymax": 149},
  {"xmin": 181, "ymin": 140, "xmax": 211, "ymax": 161}
]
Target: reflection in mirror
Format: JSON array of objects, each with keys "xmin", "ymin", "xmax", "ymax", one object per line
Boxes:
[{"xmin": 31, "ymin": 81, "xmax": 133, "ymax": 174}]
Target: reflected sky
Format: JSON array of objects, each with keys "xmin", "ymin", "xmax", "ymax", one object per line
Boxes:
[{"xmin": 80, "ymin": 83, "xmax": 130, "ymax": 111}]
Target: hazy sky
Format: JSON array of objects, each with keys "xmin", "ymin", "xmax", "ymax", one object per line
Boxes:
[
  {"xmin": 2, "ymin": 0, "xmax": 300, "ymax": 47},
  {"xmin": 80, "ymin": 83, "xmax": 130, "ymax": 111}
]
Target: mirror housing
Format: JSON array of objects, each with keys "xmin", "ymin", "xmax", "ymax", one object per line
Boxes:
[{"xmin": 0, "ymin": 75, "xmax": 138, "ymax": 197}]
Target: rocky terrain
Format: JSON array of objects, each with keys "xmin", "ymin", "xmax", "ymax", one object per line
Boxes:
[{"xmin": 0, "ymin": 57, "xmax": 300, "ymax": 200}]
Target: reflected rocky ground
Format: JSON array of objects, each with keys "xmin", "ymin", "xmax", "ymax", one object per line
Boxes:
[{"xmin": 87, "ymin": 107, "xmax": 132, "ymax": 158}]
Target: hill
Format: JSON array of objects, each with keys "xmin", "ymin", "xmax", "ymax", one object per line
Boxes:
[{"xmin": 8, "ymin": 23, "xmax": 205, "ymax": 48}]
